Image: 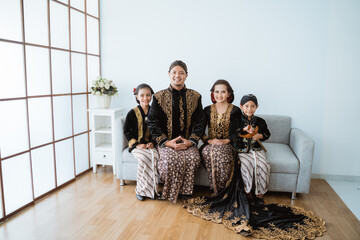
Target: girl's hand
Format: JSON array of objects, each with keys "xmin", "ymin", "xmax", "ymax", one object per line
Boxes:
[
  {"xmin": 221, "ymin": 139, "xmax": 230, "ymax": 144},
  {"xmin": 252, "ymin": 133, "xmax": 263, "ymax": 141},
  {"xmin": 146, "ymin": 142, "xmax": 154, "ymax": 149},
  {"xmin": 136, "ymin": 144, "xmax": 147, "ymax": 149}
]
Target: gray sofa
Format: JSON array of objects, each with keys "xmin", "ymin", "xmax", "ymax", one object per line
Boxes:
[{"xmin": 117, "ymin": 115, "xmax": 315, "ymax": 199}]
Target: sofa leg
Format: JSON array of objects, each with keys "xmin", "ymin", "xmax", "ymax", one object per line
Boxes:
[
  {"xmin": 120, "ymin": 179, "xmax": 125, "ymax": 186},
  {"xmin": 291, "ymin": 192, "xmax": 297, "ymax": 200}
]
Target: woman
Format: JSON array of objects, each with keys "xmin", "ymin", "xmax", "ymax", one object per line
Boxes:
[
  {"xmin": 201, "ymin": 79, "xmax": 241, "ymax": 195},
  {"xmin": 124, "ymin": 83, "xmax": 160, "ymax": 201}
]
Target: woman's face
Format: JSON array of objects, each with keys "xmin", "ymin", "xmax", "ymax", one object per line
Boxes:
[
  {"xmin": 169, "ymin": 66, "xmax": 187, "ymax": 90},
  {"xmin": 213, "ymin": 84, "xmax": 230, "ymax": 103},
  {"xmin": 136, "ymin": 88, "xmax": 152, "ymax": 107}
]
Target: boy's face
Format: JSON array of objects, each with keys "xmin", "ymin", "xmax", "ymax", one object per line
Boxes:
[{"xmin": 240, "ymin": 101, "xmax": 258, "ymax": 117}]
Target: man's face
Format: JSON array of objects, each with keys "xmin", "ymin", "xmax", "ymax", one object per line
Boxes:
[{"xmin": 169, "ymin": 66, "xmax": 187, "ymax": 90}]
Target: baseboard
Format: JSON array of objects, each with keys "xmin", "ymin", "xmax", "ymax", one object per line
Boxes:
[{"xmin": 311, "ymin": 173, "xmax": 360, "ymax": 182}]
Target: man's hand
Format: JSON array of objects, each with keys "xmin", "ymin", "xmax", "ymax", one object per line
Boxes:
[{"xmin": 164, "ymin": 136, "xmax": 192, "ymax": 151}]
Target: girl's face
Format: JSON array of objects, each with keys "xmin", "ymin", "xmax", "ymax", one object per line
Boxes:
[
  {"xmin": 240, "ymin": 101, "xmax": 258, "ymax": 117},
  {"xmin": 169, "ymin": 66, "xmax": 187, "ymax": 90},
  {"xmin": 136, "ymin": 88, "xmax": 152, "ymax": 107},
  {"xmin": 213, "ymin": 84, "xmax": 230, "ymax": 103}
]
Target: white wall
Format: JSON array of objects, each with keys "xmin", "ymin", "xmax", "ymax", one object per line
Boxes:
[{"xmin": 100, "ymin": 0, "xmax": 360, "ymax": 178}]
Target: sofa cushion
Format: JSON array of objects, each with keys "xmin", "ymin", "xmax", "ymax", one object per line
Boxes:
[
  {"xmin": 259, "ymin": 115, "xmax": 291, "ymax": 144},
  {"xmin": 263, "ymin": 142, "xmax": 299, "ymax": 174},
  {"xmin": 122, "ymin": 148, "xmax": 137, "ymax": 163}
]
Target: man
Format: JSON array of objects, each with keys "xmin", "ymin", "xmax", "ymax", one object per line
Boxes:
[{"xmin": 148, "ymin": 60, "xmax": 205, "ymax": 203}]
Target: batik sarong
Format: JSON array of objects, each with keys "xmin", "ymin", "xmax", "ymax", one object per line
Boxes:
[
  {"xmin": 132, "ymin": 148, "xmax": 160, "ymax": 199},
  {"xmin": 157, "ymin": 146, "xmax": 201, "ymax": 203},
  {"xmin": 238, "ymin": 150, "xmax": 270, "ymax": 195},
  {"xmin": 201, "ymin": 144, "xmax": 234, "ymax": 195}
]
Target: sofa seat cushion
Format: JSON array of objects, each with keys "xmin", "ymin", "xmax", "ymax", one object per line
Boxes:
[
  {"xmin": 263, "ymin": 143, "xmax": 299, "ymax": 174},
  {"xmin": 122, "ymin": 148, "xmax": 138, "ymax": 163}
]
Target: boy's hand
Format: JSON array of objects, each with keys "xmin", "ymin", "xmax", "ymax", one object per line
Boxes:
[
  {"xmin": 243, "ymin": 125, "xmax": 253, "ymax": 133},
  {"xmin": 252, "ymin": 133, "xmax": 263, "ymax": 141}
]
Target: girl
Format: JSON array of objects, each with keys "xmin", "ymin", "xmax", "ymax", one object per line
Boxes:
[{"xmin": 124, "ymin": 84, "xmax": 160, "ymax": 201}]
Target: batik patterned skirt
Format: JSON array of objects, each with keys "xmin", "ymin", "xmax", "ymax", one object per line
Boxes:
[
  {"xmin": 157, "ymin": 146, "xmax": 201, "ymax": 203},
  {"xmin": 131, "ymin": 148, "xmax": 160, "ymax": 199},
  {"xmin": 238, "ymin": 150, "xmax": 270, "ymax": 195},
  {"xmin": 201, "ymin": 144, "xmax": 234, "ymax": 195}
]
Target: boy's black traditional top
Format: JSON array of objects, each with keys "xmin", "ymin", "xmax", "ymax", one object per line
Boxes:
[
  {"xmin": 148, "ymin": 85, "xmax": 206, "ymax": 146},
  {"xmin": 124, "ymin": 105, "xmax": 155, "ymax": 152},
  {"xmin": 233, "ymin": 112, "xmax": 271, "ymax": 152}
]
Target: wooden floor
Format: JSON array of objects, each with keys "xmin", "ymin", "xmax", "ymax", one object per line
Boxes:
[{"xmin": 0, "ymin": 167, "xmax": 359, "ymax": 240}]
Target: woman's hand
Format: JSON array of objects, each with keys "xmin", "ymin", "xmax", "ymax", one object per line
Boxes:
[
  {"xmin": 208, "ymin": 139, "xmax": 223, "ymax": 145},
  {"xmin": 136, "ymin": 144, "xmax": 147, "ymax": 149},
  {"xmin": 252, "ymin": 133, "xmax": 263, "ymax": 141}
]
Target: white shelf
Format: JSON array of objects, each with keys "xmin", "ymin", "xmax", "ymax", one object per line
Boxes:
[
  {"xmin": 95, "ymin": 142, "xmax": 112, "ymax": 151},
  {"xmin": 94, "ymin": 127, "xmax": 112, "ymax": 133},
  {"xmin": 89, "ymin": 108, "xmax": 123, "ymax": 175}
]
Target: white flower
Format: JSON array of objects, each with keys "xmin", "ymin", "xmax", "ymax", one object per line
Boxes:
[{"xmin": 91, "ymin": 76, "xmax": 118, "ymax": 96}]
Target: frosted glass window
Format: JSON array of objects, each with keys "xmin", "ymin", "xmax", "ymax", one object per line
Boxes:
[
  {"xmin": 71, "ymin": 53, "xmax": 86, "ymax": 93},
  {"xmin": 71, "ymin": 9, "xmax": 85, "ymax": 52},
  {"xmin": 87, "ymin": 55, "xmax": 100, "ymax": 90},
  {"xmin": 51, "ymin": 49, "xmax": 71, "ymax": 94},
  {"xmin": 74, "ymin": 133, "xmax": 89, "ymax": 174},
  {"xmin": 87, "ymin": 0, "xmax": 98, "ymax": 17},
  {"xmin": 87, "ymin": 16, "xmax": 99, "ymax": 55},
  {"xmin": 53, "ymin": 96, "xmax": 72, "ymax": 140},
  {"xmin": 2, "ymin": 153, "xmax": 33, "ymax": 214},
  {"xmin": 28, "ymin": 97, "xmax": 53, "ymax": 148},
  {"xmin": 50, "ymin": 1, "xmax": 69, "ymax": 49},
  {"xmin": 31, "ymin": 145, "xmax": 56, "ymax": 198},
  {"xmin": 55, "ymin": 139, "xmax": 75, "ymax": 185},
  {"xmin": 0, "ymin": 100, "xmax": 29, "ymax": 158},
  {"xmin": 73, "ymin": 94, "xmax": 88, "ymax": 134},
  {"xmin": 0, "ymin": 0, "xmax": 22, "ymax": 41},
  {"xmin": 0, "ymin": 42, "xmax": 25, "ymax": 99},
  {"xmin": 23, "ymin": 0, "xmax": 48, "ymax": 45},
  {"xmin": 0, "ymin": 177, "xmax": 3, "ymax": 219},
  {"xmin": 71, "ymin": 0, "xmax": 84, "ymax": 11},
  {"xmin": 26, "ymin": 46, "xmax": 51, "ymax": 96},
  {"xmin": 57, "ymin": 0, "xmax": 69, "ymax": 4}
]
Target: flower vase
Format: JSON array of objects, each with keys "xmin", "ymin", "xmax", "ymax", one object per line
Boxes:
[{"xmin": 97, "ymin": 95, "xmax": 112, "ymax": 109}]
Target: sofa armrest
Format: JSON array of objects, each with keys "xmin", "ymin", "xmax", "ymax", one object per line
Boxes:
[
  {"xmin": 289, "ymin": 128, "xmax": 315, "ymax": 193},
  {"xmin": 120, "ymin": 116, "xmax": 128, "ymax": 151}
]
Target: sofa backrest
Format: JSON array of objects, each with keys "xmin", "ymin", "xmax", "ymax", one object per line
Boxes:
[{"xmin": 258, "ymin": 115, "xmax": 291, "ymax": 144}]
